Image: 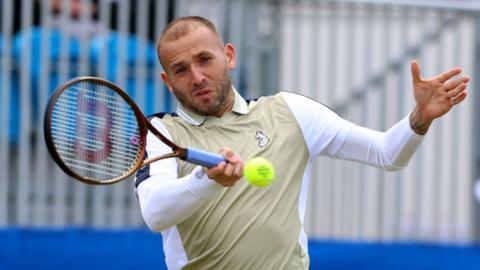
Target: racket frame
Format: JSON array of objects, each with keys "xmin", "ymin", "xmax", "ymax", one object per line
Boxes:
[{"xmin": 44, "ymin": 77, "xmax": 174, "ymax": 185}]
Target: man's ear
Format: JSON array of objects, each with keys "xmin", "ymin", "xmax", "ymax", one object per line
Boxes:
[
  {"xmin": 225, "ymin": 43, "xmax": 236, "ymax": 70},
  {"xmin": 161, "ymin": 71, "xmax": 173, "ymax": 93}
]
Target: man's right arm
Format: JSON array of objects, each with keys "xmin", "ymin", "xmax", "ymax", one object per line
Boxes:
[{"xmin": 135, "ymin": 118, "xmax": 224, "ymax": 232}]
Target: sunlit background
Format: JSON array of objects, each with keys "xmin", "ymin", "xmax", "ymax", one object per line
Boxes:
[{"xmin": 1, "ymin": 0, "xmax": 479, "ymax": 269}]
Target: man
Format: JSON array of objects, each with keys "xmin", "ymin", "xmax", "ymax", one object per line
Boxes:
[{"xmin": 135, "ymin": 16, "xmax": 469, "ymax": 270}]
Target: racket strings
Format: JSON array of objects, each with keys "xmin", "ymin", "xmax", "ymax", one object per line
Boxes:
[
  {"xmin": 51, "ymin": 115, "xmax": 138, "ymax": 143},
  {"xmin": 60, "ymin": 90, "xmax": 139, "ymax": 117},
  {"xmin": 50, "ymin": 81, "xmax": 143, "ymax": 182}
]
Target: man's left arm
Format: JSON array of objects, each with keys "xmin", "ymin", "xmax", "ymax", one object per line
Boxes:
[
  {"xmin": 336, "ymin": 60, "xmax": 470, "ymax": 170},
  {"xmin": 282, "ymin": 60, "xmax": 469, "ymax": 171}
]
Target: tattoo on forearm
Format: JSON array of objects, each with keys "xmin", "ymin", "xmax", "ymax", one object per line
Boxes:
[{"xmin": 409, "ymin": 112, "xmax": 429, "ymax": 135}]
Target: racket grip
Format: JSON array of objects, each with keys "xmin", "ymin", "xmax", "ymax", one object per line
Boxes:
[{"xmin": 185, "ymin": 148, "xmax": 226, "ymax": 168}]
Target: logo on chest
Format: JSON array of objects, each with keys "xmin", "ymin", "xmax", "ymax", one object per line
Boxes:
[{"xmin": 255, "ymin": 131, "xmax": 270, "ymax": 148}]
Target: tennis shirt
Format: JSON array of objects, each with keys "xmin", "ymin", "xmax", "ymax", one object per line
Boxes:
[{"xmin": 135, "ymin": 89, "xmax": 424, "ymax": 270}]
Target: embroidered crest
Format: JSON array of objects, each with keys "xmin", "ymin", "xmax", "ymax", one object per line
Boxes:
[{"xmin": 255, "ymin": 131, "xmax": 270, "ymax": 148}]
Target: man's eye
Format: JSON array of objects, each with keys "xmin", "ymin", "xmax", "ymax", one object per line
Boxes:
[
  {"xmin": 174, "ymin": 67, "xmax": 186, "ymax": 74},
  {"xmin": 200, "ymin": 57, "xmax": 212, "ymax": 63}
]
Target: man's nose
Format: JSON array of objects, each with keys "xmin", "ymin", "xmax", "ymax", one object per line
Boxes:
[{"xmin": 191, "ymin": 66, "xmax": 206, "ymax": 85}]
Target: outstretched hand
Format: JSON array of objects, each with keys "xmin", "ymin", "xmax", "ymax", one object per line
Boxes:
[{"xmin": 409, "ymin": 60, "xmax": 469, "ymax": 135}]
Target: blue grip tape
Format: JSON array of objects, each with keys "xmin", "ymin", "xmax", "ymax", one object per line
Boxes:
[{"xmin": 185, "ymin": 148, "xmax": 226, "ymax": 168}]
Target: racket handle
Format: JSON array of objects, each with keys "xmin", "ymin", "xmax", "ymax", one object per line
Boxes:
[{"xmin": 185, "ymin": 148, "xmax": 226, "ymax": 168}]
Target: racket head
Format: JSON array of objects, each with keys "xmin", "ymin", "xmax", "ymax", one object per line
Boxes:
[{"xmin": 44, "ymin": 77, "xmax": 148, "ymax": 185}]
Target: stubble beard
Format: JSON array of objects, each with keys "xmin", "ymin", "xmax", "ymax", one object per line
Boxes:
[{"xmin": 173, "ymin": 69, "xmax": 233, "ymax": 116}]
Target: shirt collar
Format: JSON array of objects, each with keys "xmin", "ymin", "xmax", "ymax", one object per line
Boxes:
[{"xmin": 176, "ymin": 87, "xmax": 249, "ymax": 126}]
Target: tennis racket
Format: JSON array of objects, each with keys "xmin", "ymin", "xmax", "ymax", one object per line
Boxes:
[{"xmin": 44, "ymin": 76, "xmax": 226, "ymax": 185}]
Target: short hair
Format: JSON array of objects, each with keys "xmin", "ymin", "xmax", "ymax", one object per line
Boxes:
[{"xmin": 156, "ymin": 16, "xmax": 223, "ymax": 68}]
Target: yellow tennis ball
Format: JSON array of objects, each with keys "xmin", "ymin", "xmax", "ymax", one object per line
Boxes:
[{"xmin": 244, "ymin": 157, "xmax": 275, "ymax": 187}]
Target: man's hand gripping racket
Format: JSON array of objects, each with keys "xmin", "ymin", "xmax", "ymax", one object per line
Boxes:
[{"xmin": 44, "ymin": 77, "xmax": 227, "ymax": 185}]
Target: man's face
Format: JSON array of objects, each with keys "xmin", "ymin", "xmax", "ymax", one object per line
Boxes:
[{"xmin": 159, "ymin": 26, "xmax": 236, "ymax": 117}]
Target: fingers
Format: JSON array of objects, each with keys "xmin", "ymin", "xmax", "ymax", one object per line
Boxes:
[
  {"xmin": 446, "ymin": 80, "xmax": 468, "ymax": 99},
  {"xmin": 450, "ymin": 90, "xmax": 468, "ymax": 106},
  {"xmin": 442, "ymin": 74, "xmax": 469, "ymax": 107},
  {"xmin": 443, "ymin": 76, "xmax": 468, "ymax": 106},
  {"xmin": 206, "ymin": 147, "xmax": 244, "ymax": 187},
  {"xmin": 444, "ymin": 76, "xmax": 470, "ymax": 93},
  {"xmin": 435, "ymin": 67, "xmax": 462, "ymax": 83},
  {"xmin": 207, "ymin": 161, "xmax": 237, "ymax": 187},
  {"xmin": 411, "ymin": 59, "xmax": 463, "ymax": 84},
  {"xmin": 219, "ymin": 147, "xmax": 240, "ymax": 163},
  {"xmin": 410, "ymin": 60, "xmax": 422, "ymax": 83}
]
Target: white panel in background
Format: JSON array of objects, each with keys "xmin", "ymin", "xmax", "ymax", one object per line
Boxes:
[
  {"xmin": 32, "ymin": 0, "xmax": 53, "ymax": 227},
  {"xmin": 298, "ymin": 2, "xmax": 313, "ymax": 95},
  {"xmin": 389, "ymin": 6, "xmax": 406, "ymax": 64},
  {"xmin": 153, "ymin": 0, "xmax": 168, "ymax": 114},
  {"xmin": 278, "ymin": 2, "xmax": 295, "ymax": 91},
  {"xmin": 316, "ymin": 2, "xmax": 332, "ymax": 104},
  {"xmin": 381, "ymin": 7, "xmax": 404, "ymax": 240},
  {"xmin": 370, "ymin": 6, "xmax": 386, "ymax": 82},
  {"xmin": 17, "ymin": 0, "xmax": 34, "ymax": 226},
  {"xmin": 349, "ymin": 163, "xmax": 364, "ymax": 240},
  {"xmin": 361, "ymin": 89, "xmax": 382, "ymax": 241},
  {"xmin": 417, "ymin": 10, "xmax": 442, "ymax": 241},
  {"xmin": 399, "ymin": 7, "xmax": 422, "ymax": 241},
  {"xmin": 331, "ymin": 159, "xmax": 344, "ymax": 239},
  {"xmin": 455, "ymin": 15, "xmax": 475, "ymax": 243},
  {"xmin": 418, "ymin": 57, "xmax": 437, "ymax": 240},
  {"xmin": 111, "ymin": 0, "xmax": 130, "ymax": 228},
  {"xmin": 242, "ymin": 4, "xmax": 261, "ymax": 95},
  {"xmin": 333, "ymin": 2, "xmax": 349, "ymax": 104},
  {"xmin": 437, "ymin": 17, "xmax": 456, "ymax": 243},
  {"xmin": 0, "ymin": 0, "xmax": 14, "ymax": 227},
  {"xmin": 227, "ymin": 1, "xmax": 245, "ymax": 87},
  {"xmin": 133, "ymin": 0, "xmax": 148, "ymax": 110},
  {"xmin": 338, "ymin": 163, "xmax": 349, "ymax": 239},
  {"xmin": 351, "ymin": 4, "xmax": 368, "ymax": 91},
  {"xmin": 382, "ymin": 72, "xmax": 402, "ymax": 241},
  {"xmin": 92, "ymin": 186, "xmax": 108, "ymax": 227},
  {"xmin": 341, "ymin": 161, "xmax": 354, "ymax": 238},
  {"xmin": 325, "ymin": 3, "xmax": 339, "ymax": 104},
  {"xmin": 349, "ymin": 104, "xmax": 365, "ymax": 240}
]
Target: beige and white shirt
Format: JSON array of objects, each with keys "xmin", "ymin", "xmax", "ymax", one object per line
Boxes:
[{"xmin": 135, "ymin": 90, "xmax": 423, "ymax": 270}]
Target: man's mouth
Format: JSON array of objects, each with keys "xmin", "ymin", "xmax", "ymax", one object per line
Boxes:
[{"xmin": 195, "ymin": 88, "xmax": 212, "ymax": 97}]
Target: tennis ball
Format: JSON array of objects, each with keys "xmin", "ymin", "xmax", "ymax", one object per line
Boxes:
[{"xmin": 244, "ymin": 157, "xmax": 275, "ymax": 187}]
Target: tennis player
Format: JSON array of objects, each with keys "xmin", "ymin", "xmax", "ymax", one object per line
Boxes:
[{"xmin": 135, "ymin": 16, "xmax": 469, "ymax": 270}]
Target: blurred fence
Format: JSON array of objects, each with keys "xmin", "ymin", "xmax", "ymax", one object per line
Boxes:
[
  {"xmin": 0, "ymin": 0, "xmax": 172, "ymax": 228},
  {"xmin": 0, "ymin": 0, "xmax": 479, "ymax": 244}
]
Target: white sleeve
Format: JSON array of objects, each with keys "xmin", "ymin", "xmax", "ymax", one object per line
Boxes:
[
  {"xmin": 281, "ymin": 92, "xmax": 424, "ymax": 171},
  {"xmin": 280, "ymin": 92, "xmax": 353, "ymax": 157},
  {"xmin": 334, "ymin": 115, "xmax": 424, "ymax": 171},
  {"xmin": 135, "ymin": 117, "xmax": 224, "ymax": 232}
]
